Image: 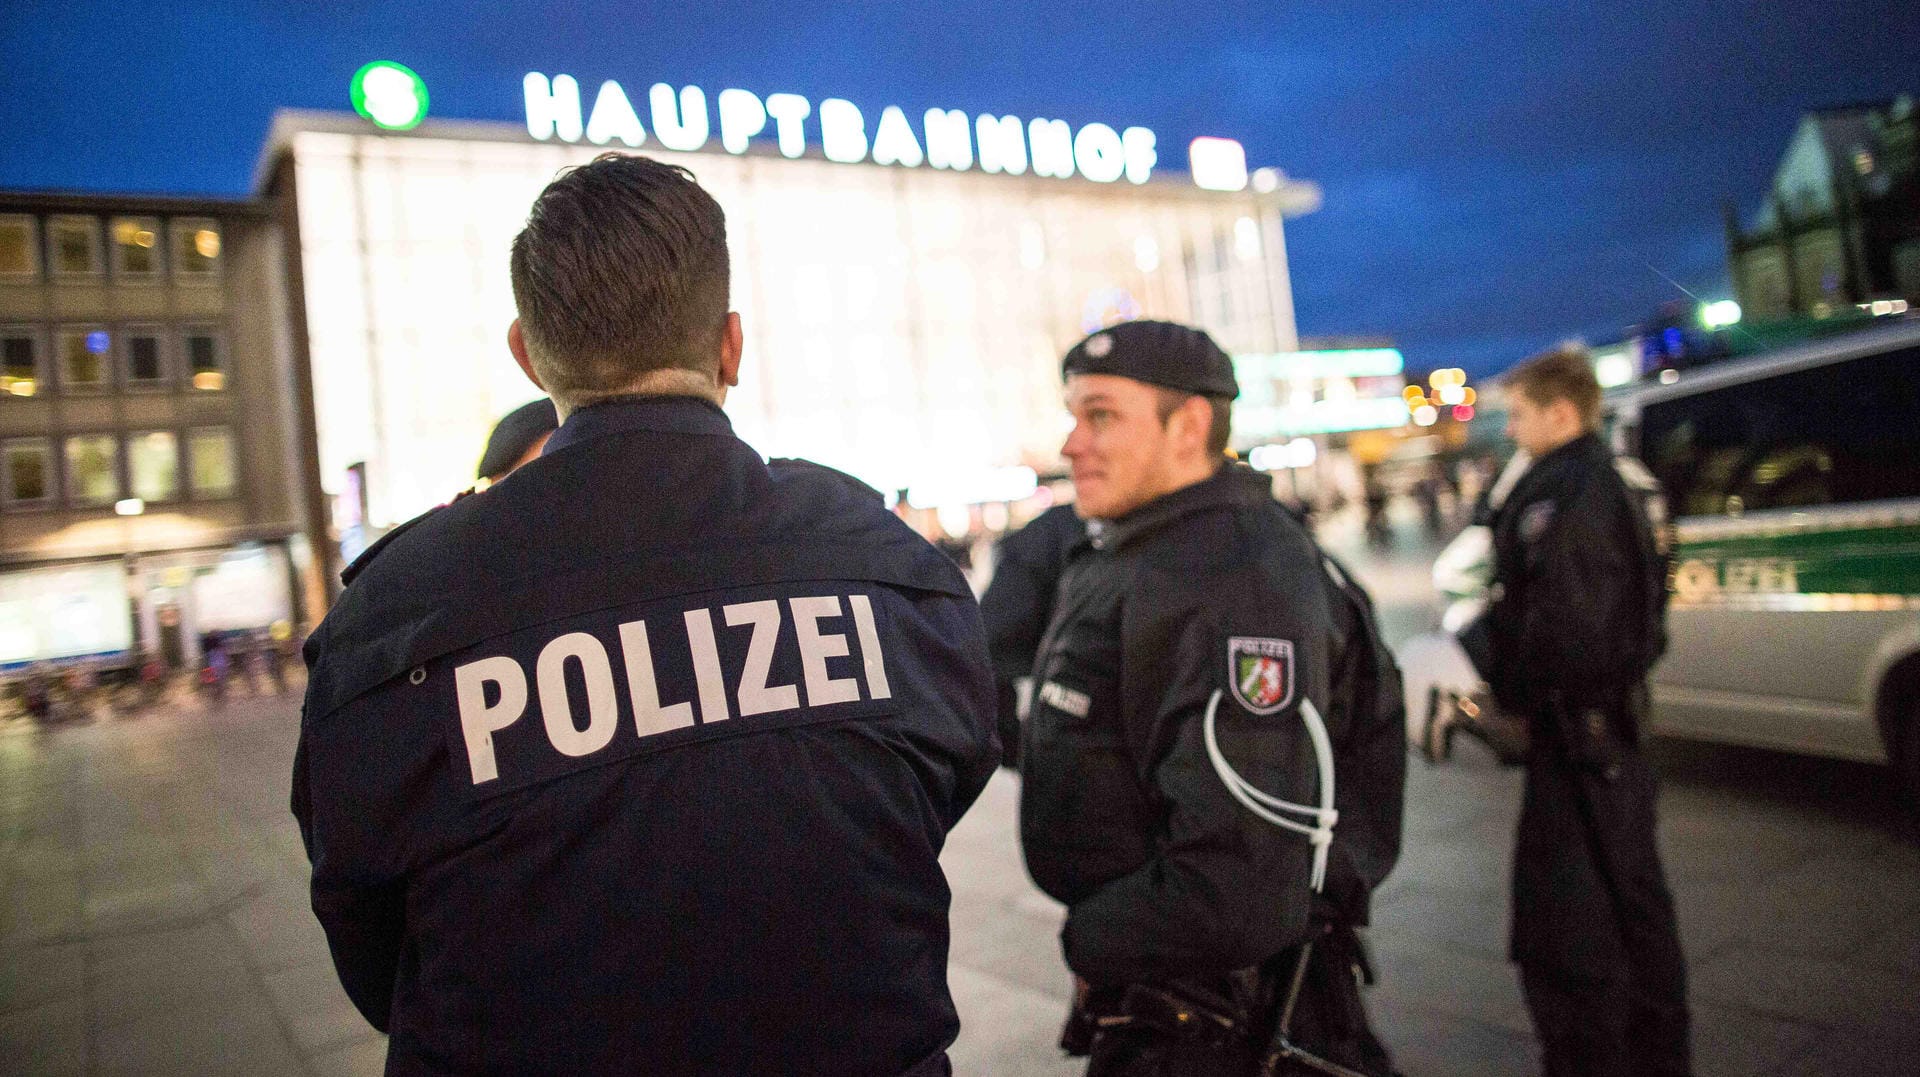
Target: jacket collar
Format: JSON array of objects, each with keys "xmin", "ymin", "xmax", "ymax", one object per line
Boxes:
[
  {"xmin": 543, "ymin": 394, "xmax": 734, "ymax": 455},
  {"xmin": 1097, "ymin": 463, "xmax": 1271, "ymax": 550}
]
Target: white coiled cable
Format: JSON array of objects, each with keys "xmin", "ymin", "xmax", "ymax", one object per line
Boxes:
[{"xmin": 1201, "ymin": 688, "xmax": 1337, "ymax": 891}]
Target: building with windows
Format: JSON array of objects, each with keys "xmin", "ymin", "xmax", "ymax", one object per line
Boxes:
[
  {"xmin": 1727, "ymin": 96, "xmax": 1920, "ymax": 319},
  {"xmin": 255, "ymin": 102, "xmax": 1321, "ymax": 588},
  {"xmin": 0, "ymin": 193, "xmax": 314, "ymax": 669}
]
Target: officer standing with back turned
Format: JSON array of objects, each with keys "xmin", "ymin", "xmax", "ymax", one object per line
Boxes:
[
  {"xmin": 291, "ymin": 153, "xmax": 999, "ymax": 1076},
  {"xmin": 1020, "ymin": 321, "xmax": 1405, "ymax": 1076},
  {"xmin": 1488, "ymin": 345, "xmax": 1690, "ymax": 1077}
]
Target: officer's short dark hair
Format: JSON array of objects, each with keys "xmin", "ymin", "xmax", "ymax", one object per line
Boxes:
[
  {"xmin": 1505, "ymin": 345, "xmax": 1602, "ymax": 432},
  {"xmin": 510, "ymin": 153, "xmax": 730, "ymax": 399},
  {"xmin": 1153, "ymin": 389, "xmax": 1233, "ymax": 458}
]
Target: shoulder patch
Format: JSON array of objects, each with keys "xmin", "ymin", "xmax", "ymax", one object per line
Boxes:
[
  {"xmin": 1227, "ymin": 636, "xmax": 1295, "ymax": 714},
  {"xmin": 1519, "ymin": 500, "xmax": 1557, "ymax": 544}
]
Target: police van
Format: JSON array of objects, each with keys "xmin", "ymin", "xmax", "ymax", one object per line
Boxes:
[{"xmin": 1608, "ymin": 318, "xmax": 1920, "ymax": 799}]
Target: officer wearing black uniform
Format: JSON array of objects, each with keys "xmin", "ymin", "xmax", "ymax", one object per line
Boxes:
[
  {"xmin": 979, "ymin": 501, "xmax": 1085, "ymax": 768},
  {"xmin": 291, "ymin": 153, "xmax": 999, "ymax": 1076},
  {"xmin": 1486, "ymin": 346, "xmax": 1690, "ymax": 1077},
  {"xmin": 1019, "ymin": 321, "xmax": 1403, "ymax": 1076}
]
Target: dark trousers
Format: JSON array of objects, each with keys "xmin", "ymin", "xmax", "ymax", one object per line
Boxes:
[{"xmin": 1511, "ymin": 751, "xmax": 1691, "ymax": 1077}]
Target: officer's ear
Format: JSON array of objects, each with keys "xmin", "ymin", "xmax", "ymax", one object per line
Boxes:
[
  {"xmin": 1170, "ymin": 393, "xmax": 1214, "ymax": 460},
  {"xmin": 508, "ymin": 320, "xmax": 546, "ymax": 392},
  {"xmin": 718, "ymin": 311, "xmax": 743, "ymax": 389}
]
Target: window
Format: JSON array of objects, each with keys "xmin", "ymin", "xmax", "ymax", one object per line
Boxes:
[
  {"xmin": 123, "ymin": 326, "xmax": 166, "ymax": 387},
  {"xmin": 57, "ymin": 327, "xmax": 112, "ymax": 390},
  {"xmin": 1639, "ymin": 345, "xmax": 1920, "ymax": 516},
  {"xmin": 171, "ymin": 218, "xmax": 222, "ymax": 280},
  {"xmin": 128, "ymin": 431, "xmax": 179, "ymax": 502},
  {"xmin": 48, "ymin": 215, "xmax": 101, "ymax": 277},
  {"xmin": 64, "ymin": 434, "xmax": 121, "ymax": 507},
  {"xmin": 0, "ymin": 215, "xmax": 38, "ymax": 278},
  {"xmin": 188, "ymin": 427, "xmax": 237, "ymax": 499},
  {"xmin": 111, "ymin": 216, "xmax": 162, "ymax": 280},
  {"xmin": 182, "ymin": 328, "xmax": 225, "ymax": 390},
  {"xmin": 2, "ymin": 439, "xmax": 52, "ymax": 507},
  {"xmin": 2, "ymin": 328, "xmax": 41, "ymax": 397}
]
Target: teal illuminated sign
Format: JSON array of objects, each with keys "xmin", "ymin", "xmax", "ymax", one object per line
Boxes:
[
  {"xmin": 1232, "ymin": 348, "xmax": 1405, "ymax": 381},
  {"xmin": 352, "ymin": 61, "xmax": 430, "ymax": 131}
]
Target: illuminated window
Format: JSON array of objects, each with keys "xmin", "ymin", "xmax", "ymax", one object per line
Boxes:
[
  {"xmin": 111, "ymin": 217, "xmax": 163, "ymax": 280},
  {"xmin": 171, "ymin": 218, "xmax": 222, "ymax": 280},
  {"xmin": 123, "ymin": 327, "xmax": 166, "ymax": 387},
  {"xmin": 64, "ymin": 434, "xmax": 121, "ymax": 507},
  {"xmin": 188, "ymin": 427, "xmax": 237, "ymax": 499},
  {"xmin": 2, "ymin": 328, "xmax": 41, "ymax": 397},
  {"xmin": 2, "ymin": 439, "xmax": 52, "ymax": 507},
  {"xmin": 49, "ymin": 216, "xmax": 102, "ymax": 278},
  {"xmin": 182, "ymin": 328, "xmax": 225, "ymax": 390},
  {"xmin": 0, "ymin": 216, "xmax": 38, "ymax": 278},
  {"xmin": 57, "ymin": 326, "xmax": 112, "ymax": 390},
  {"xmin": 128, "ymin": 430, "xmax": 179, "ymax": 502}
]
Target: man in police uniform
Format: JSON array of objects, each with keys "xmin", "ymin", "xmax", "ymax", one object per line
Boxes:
[
  {"xmin": 1019, "ymin": 321, "xmax": 1403, "ymax": 1076},
  {"xmin": 291, "ymin": 153, "xmax": 999, "ymax": 1076},
  {"xmin": 1488, "ymin": 346, "xmax": 1690, "ymax": 1077}
]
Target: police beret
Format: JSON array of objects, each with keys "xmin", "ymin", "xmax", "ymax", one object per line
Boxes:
[
  {"xmin": 1061, "ymin": 320, "xmax": 1239, "ymax": 399},
  {"xmin": 477, "ymin": 398, "xmax": 559, "ymax": 479}
]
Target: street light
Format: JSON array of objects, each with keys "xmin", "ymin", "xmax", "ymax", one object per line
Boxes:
[{"xmin": 1700, "ymin": 300, "xmax": 1742, "ymax": 329}]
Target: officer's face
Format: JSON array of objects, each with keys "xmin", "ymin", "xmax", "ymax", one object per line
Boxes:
[
  {"xmin": 1061, "ymin": 374, "xmax": 1187, "ymax": 519},
  {"xmin": 1505, "ymin": 391, "xmax": 1581, "ymax": 457}
]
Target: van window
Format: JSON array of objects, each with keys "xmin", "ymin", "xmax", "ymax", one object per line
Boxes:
[{"xmin": 1639, "ymin": 345, "xmax": 1920, "ymax": 517}]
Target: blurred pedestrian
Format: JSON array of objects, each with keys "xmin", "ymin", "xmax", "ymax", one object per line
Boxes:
[
  {"xmin": 292, "ymin": 152, "xmax": 997, "ymax": 1075},
  {"xmin": 977, "ymin": 501, "xmax": 1085, "ymax": 769},
  {"xmin": 1486, "ymin": 346, "xmax": 1689, "ymax": 1077},
  {"xmin": 1019, "ymin": 320, "xmax": 1405, "ymax": 1076}
]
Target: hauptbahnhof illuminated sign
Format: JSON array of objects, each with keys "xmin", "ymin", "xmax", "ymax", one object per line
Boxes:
[{"xmin": 522, "ymin": 73, "xmax": 1257, "ymax": 192}]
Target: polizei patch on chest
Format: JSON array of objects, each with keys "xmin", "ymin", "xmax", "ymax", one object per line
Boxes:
[
  {"xmin": 1227, "ymin": 636, "xmax": 1295, "ymax": 714},
  {"xmin": 446, "ymin": 588, "xmax": 894, "ymax": 793}
]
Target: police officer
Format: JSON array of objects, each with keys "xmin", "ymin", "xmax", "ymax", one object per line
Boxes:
[
  {"xmin": 979, "ymin": 500, "xmax": 1086, "ymax": 768},
  {"xmin": 291, "ymin": 153, "xmax": 999, "ymax": 1076},
  {"xmin": 1487, "ymin": 346, "xmax": 1690, "ymax": 1077},
  {"xmin": 1019, "ymin": 321, "xmax": 1403, "ymax": 1076}
]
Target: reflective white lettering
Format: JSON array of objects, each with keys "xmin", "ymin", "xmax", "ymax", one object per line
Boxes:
[
  {"xmin": 924, "ymin": 109, "xmax": 973, "ymax": 171},
  {"xmin": 586, "ymin": 79, "xmax": 646, "ymax": 147},
  {"xmin": 819, "ymin": 98, "xmax": 869, "ymax": 164},
  {"xmin": 536, "ymin": 632, "xmax": 619, "ymax": 758},
  {"xmin": 1028, "ymin": 118, "xmax": 1075, "ymax": 179},
  {"xmin": 717, "ymin": 88, "xmax": 766, "ymax": 154},
  {"xmin": 1122, "ymin": 126, "xmax": 1157, "ymax": 184},
  {"xmin": 1072, "ymin": 122, "xmax": 1126, "ymax": 183},
  {"xmin": 455, "ymin": 656, "xmax": 528, "ymax": 784},
  {"xmin": 790, "ymin": 596, "xmax": 860, "ymax": 706},
  {"xmin": 618, "ymin": 619, "xmax": 695, "ymax": 737},
  {"xmin": 683, "ymin": 608, "xmax": 731, "ymax": 722},
  {"xmin": 847, "ymin": 594, "xmax": 892, "ymax": 700},
  {"xmin": 724, "ymin": 600, "xmax": 800, "ymax": 716},
  {"xmin": 524, "ymin": 72, "xmax": 583, "ymax": 142},
  {"xmin": 764, "ymin": 93, "xmax": 812, "ymax": 158},
  {"xmin": 976, "ymin": 114, "xmax": 1027, "ymax": 175},
  {"xmin": 871, "ymin": 105, "xmax": 924, "ymax": 167},
  {"xmin": 649, "ymin": 83, "xmax": 709, "ymax": 151}
]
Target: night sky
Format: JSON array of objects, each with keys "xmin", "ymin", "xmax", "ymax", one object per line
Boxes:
[{"xmin": 4, "ymin": 1, "xmax": 1915, "ymax": 376}]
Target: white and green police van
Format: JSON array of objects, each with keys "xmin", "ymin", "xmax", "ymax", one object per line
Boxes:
[{"xmin": 1610, "ymin": 318, "xmax": 1920, "ymax": 799}]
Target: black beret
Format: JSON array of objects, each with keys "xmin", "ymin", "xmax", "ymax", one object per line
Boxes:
[
  {"xmin": 1061, "ymin": 320, "xmax": 1239, "ymax": 399},
  {"xmin": 477, "ymin": 398, "xmax": 559, "ymax": 479}
]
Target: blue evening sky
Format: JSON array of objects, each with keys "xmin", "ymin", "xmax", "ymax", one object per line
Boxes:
[{"xmin": 3, "ymin": 1, "xmax": 1914, "ymax": 376}]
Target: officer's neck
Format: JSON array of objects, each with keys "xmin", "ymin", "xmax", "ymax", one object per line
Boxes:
[{"xmin": 556, "ymin": 369, "xmax": 724, "ymax": 421}]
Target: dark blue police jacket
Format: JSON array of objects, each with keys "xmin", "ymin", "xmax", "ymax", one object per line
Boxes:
[{"xmin": 292, "ymin": 396, "xmax": 999, "ymax": 1076}]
